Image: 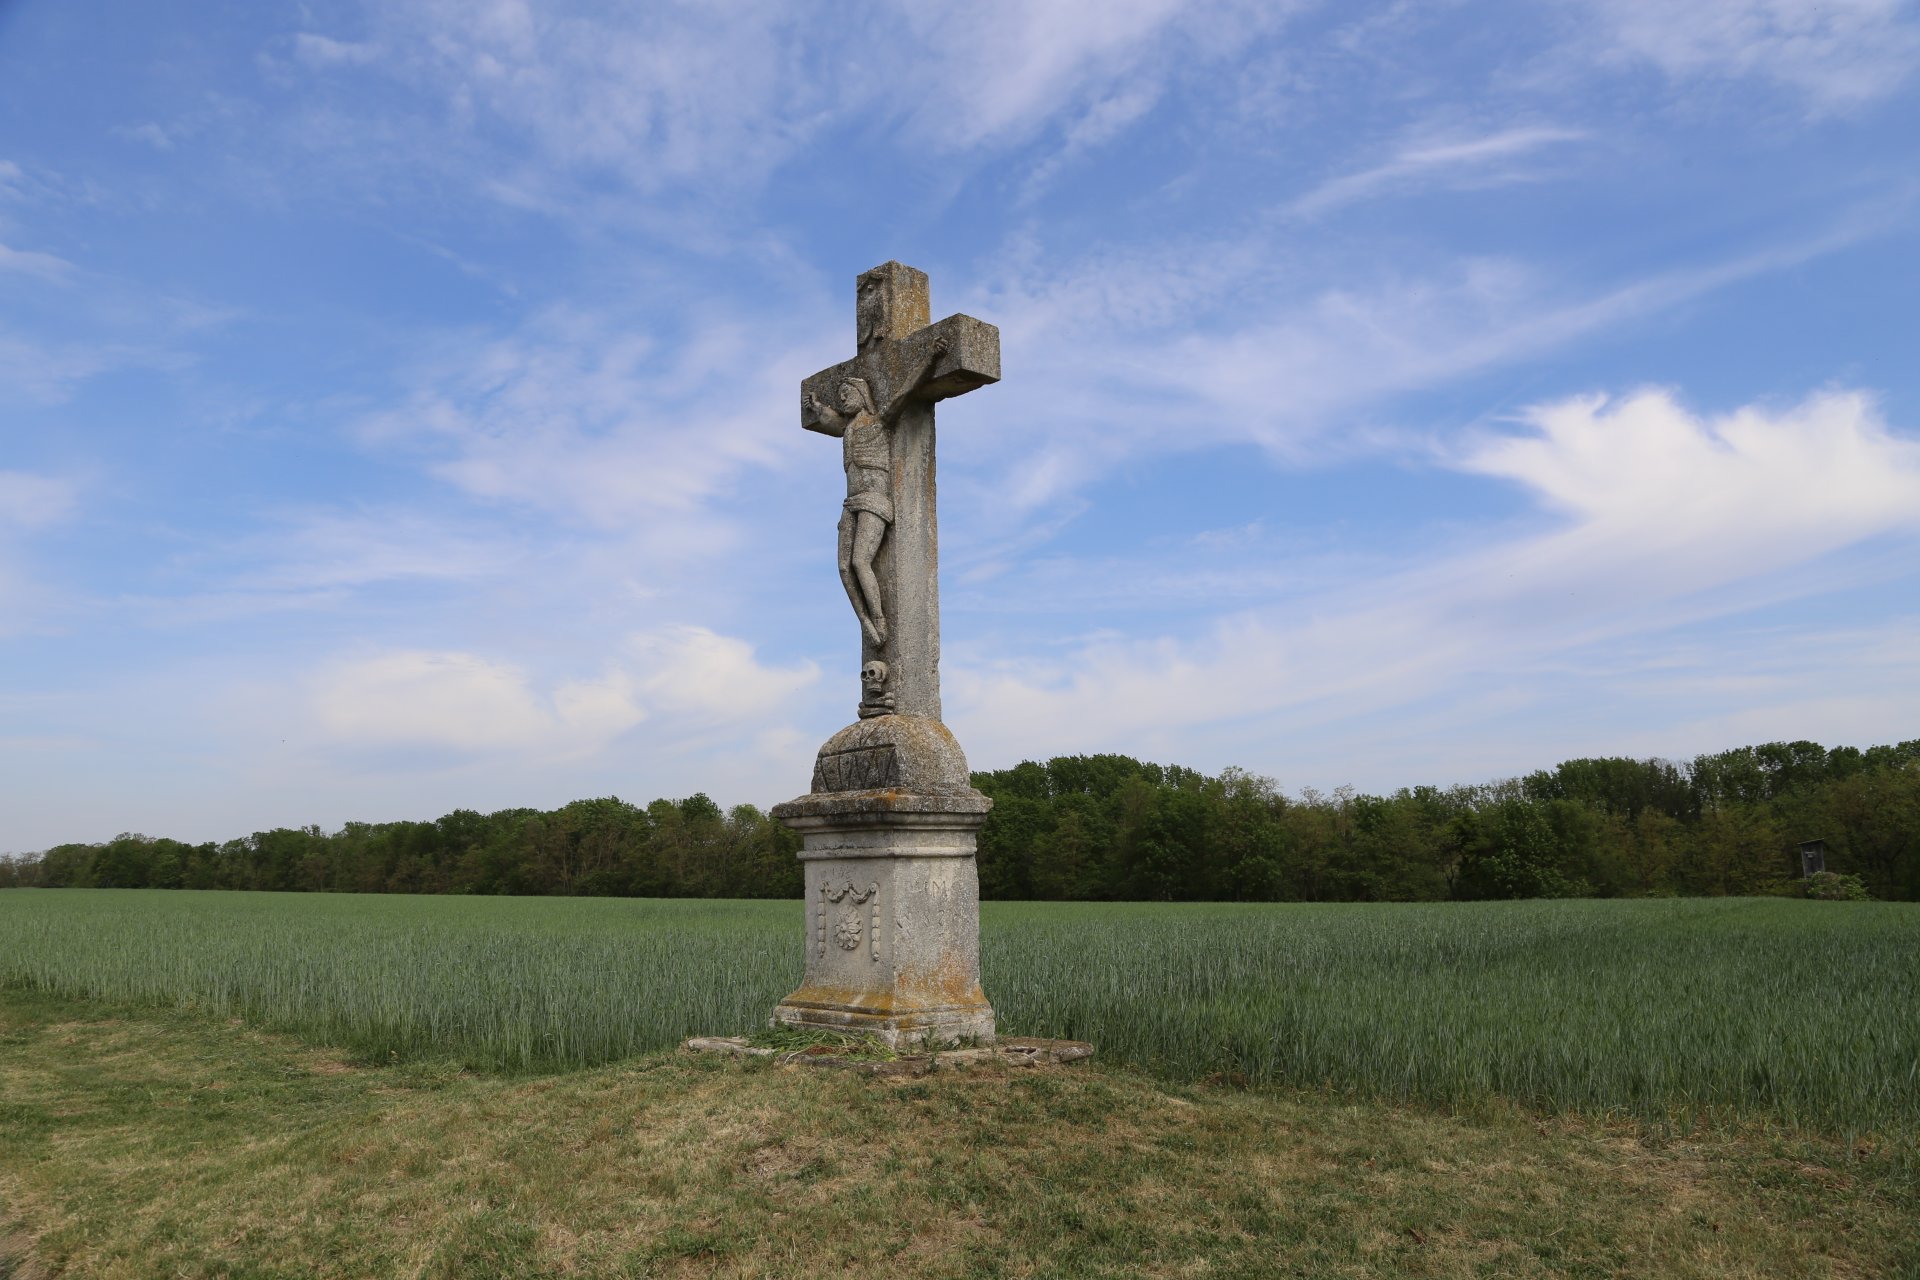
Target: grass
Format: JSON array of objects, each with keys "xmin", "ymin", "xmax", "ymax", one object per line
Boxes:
[
  {"xmin": 1, "ymin": 892, "xmax": 1917, "ymax": 1131},
  {"xmin": 1, "ymin": 985, "xmax": 1916, "ymax": 1279},
  {"xmin": 746, "ymin": 1024, "xmax": 904, "ymax": 1059}
]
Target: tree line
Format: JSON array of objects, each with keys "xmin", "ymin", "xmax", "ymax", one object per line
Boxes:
[
  {"xmin": 2, "ymin": 796, "xmax": 803, "ymax": 900},
  {"xmin": 4, "ymin": 737, "xmax": 1916, "ymax": 901},
  {"xmin": 972, "ymin": 739, "xmax": 1918, "ymax": 902}
]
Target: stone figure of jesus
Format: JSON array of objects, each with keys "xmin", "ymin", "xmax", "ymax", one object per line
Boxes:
[{"xmin": 803, "ymin": 337, "xmax": 947, "ymax": 650}]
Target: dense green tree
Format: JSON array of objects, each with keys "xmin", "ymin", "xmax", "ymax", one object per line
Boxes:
[
  {"xmin": 1204, "ymin": 769, "xmax": 1291, "ymax": 902},
  {"xmin": 1029, "ymin": 794, "xmax": 1113, "ymax": 900},
  {"xmin": 1455, "ymin": 798, "xmax": 1576, "ymax": 900},
  {"xmin": 1119, "ymin": 786, "xmax": 1210, "ymax": 900}
]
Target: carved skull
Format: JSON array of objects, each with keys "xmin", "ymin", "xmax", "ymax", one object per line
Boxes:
[{"xmin": 861, "ymin": 660, "xmax": 889, "ymax": 696}]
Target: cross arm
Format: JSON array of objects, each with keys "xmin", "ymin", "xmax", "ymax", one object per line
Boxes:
[{"xmin": 801, "ymin": 313, "xmax": 1001, "ymax": 435}]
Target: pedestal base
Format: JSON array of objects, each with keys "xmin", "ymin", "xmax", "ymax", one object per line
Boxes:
[
  {"xmin": 771, "ymin": 996, "xmax": 996, "ymax": 1050},
  {"xmin": 770, "ymin": 716, "xmax": 997, "ymax": 1051}
]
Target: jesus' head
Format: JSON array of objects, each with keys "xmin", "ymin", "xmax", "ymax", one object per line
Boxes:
[{"xmin": 838, "ymin": 378, "xmax": 875, "ymax": 416}]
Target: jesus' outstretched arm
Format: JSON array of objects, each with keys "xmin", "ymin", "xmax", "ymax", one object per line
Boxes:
[{"xmin": 805, "ymin": 391, "xmax": 849, "ymax": 437}]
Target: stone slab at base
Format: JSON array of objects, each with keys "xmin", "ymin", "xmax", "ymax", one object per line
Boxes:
[
  {"xmin": 682, "ymin": 1035, "xmax": 1094, "ymax": 1077},
  {"xmin": 770, "ymin": 994, "xmax": 995, "ymax": 1050}
]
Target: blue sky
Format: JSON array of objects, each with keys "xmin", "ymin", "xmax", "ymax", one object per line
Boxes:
[{"xmin": 3, "ymin": 0, "xmax": 1918, "ymax": 851}]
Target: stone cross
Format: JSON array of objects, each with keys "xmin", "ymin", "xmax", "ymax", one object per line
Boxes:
[
  {"xmin": 769, "ymin": 262, "xmax": 1002, "ymax": 1050},
  {"xmin": 799, "ymin": 261, "xmax": 1000, "ymax": 721}
]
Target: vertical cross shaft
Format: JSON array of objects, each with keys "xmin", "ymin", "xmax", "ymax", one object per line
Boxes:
[
  {"xmin": 863, "ymin": 263, "xmax": 938, "ymax": 722},
  {"xmin": 800, "ymin": 262, "xmax": 1000, "ymax": 723}
]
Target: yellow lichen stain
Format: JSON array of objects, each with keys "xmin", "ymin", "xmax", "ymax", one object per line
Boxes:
[
  {"xmin": 778, "ymin": 975, "xmax": 989, "ymax": 1024},
  {"xmin": 900, "ymin": 949, "xmax": 987, "ymax": 1008}
]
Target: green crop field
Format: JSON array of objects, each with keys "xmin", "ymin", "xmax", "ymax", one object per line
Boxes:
[{"xmin": 2, "ymin": 891, "xmax": 1915, "ymax": 1132}]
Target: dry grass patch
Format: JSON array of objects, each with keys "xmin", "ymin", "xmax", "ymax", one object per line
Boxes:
[{"xmin": 0, "ymin": 988, "xmax": 1915, "ymax": 1279}]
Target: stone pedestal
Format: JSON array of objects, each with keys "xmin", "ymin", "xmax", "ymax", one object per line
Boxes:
[{"xmin": 770, "ymin": 714, "xmax": 996, "ymax": 1049}]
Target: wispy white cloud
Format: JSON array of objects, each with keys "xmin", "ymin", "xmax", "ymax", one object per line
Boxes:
[
  {"xmin": 896, "ymin": 0, "xmax": 1288, "ymax": 150},
  {"xmin": 356, "ymin": 307, "xmax": 806, "ymax": 553},
  {"xmin": 312, "ymin": 650, "xmax": 566, "ymax": 751},
  {"xmin": 0, "ymin": 241, "xmax": 75, "ymax": 282},
  {"xmin": 293, "ymin": 0, "xmax": 833, "ymax": 199},
  {"xmin": 1019, "ymin": 82, "xmax": 1165, "ymax": 201},
  {"xmin": 111, "ymin": 122, "xmax": 176, "ymax": 152},
  {"xmin": 0, "ymin": 333, "xmax": 189, "ymax": 404},
  {"xmin": 620, "ymin": 625, "xmax": 820, "ymax": 724},
  {"xmin": 958, "ymin": 206, "xmax": 1888, "ymax": 528},
  {"xmin": 308, "ymin": 626, "xmax": 816, "ymax": 760},
  {"xmin": 0, "ymin": 225, "xmax": 229, "ymax": 405},
  {"xmin": 1436, "ymin": 388, "xmax": 1920, "ymax": 633},
  {"xmin": 0, "ymin": 160, "xmax": 28, "ymax": 204},
  {"xmin": 1580, "ymin": 0, "xmax": 1920, "ymax": 109},
  {"xmin": 275, "ymin": 0, "xmax": 1298, "ymax": 212},
  {"xmin": 1599, "ymin": 615, "xmax": 1920, "ymax": 758},
  {"xmin": 0, "ymin": 471, "xmax": 79, "ymax": 640},
  {"xmin": 1460, "ymin": 388, "xmax": 1920, "ymax": 543},
  {"xmin": 291, "ymin": 33, "xmax": 382, "ymax": 68},
  {"xmin": 1289, "ymin": 126, "xmax": 1589, "ymax": 217},
  {"xmin": 114, "ymin": 506, "xmax": 530, "ymax": 628},
  {"xmin": 0, "ymin": 471, "xmax": 78, "ymax": 529}
]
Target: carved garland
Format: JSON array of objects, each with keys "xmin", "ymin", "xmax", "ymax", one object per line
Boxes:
[{"xmin": 818, "ymin": 880, "xmax": 881, "ymax": 961}]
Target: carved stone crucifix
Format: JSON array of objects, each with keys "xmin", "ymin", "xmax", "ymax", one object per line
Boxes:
[
  {"xmin": 800, "ymin": 262, "xmax": 1000, "ymax": 723},
  {"xmin": 772, "ymin": 262, "xmax": 1003, "ymax": 1050}
]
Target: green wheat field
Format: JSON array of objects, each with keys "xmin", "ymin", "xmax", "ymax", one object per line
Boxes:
[{"xmin": 2, "ymin": 891, "xmax": 1915, "ymax": 1132}]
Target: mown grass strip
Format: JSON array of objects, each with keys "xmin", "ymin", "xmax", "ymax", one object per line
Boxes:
[{"xmin": 4, "ymin": 985, "xmax": 1917, "ymax": 1280}]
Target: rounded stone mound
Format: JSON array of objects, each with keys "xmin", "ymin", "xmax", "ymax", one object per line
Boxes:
[{"xmin": 809, "ymin": 713, "xmax": 971, "ymax": 796}]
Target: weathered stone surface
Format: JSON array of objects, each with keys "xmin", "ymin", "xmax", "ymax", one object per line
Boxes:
[
  {"xmin": 998, "ymin": 1037, "xmax": 1097, "ymax": 1066},
  {"xmin": 856, "ymin": 260, "xmax": 928, "ymax": 351},
  {"xmin": 772, "ymin": 795, "xmax": 994, "ymax": 841},
  {"xmin": 800, "ymin": 262, "xmax": 999, "ymax": 722},
  {"xmin": 800, "ymin": 313, "xmax": 1002, "ymax": 431},
  {"xmin": 681, "ymin": 1036, "xmax": 766, "ymax": 1057},
  {"xmin": 679, "ymin": 1035, "xmax": 1095, "ymax": 1073},
  {"xmin": 772, "ymin": 263, "xmax": 1002, "ymax": 1051},
  {"xmin": 770, "ymin": 714, "xmax": 989, "ymax": 828},
  {"xmin": 804, "ymin": 713, "xmax": 972, "ymax": 796},
  {"xmin": 771, "ymin": 801, "xmax": 994, "ymax": 1049}
]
